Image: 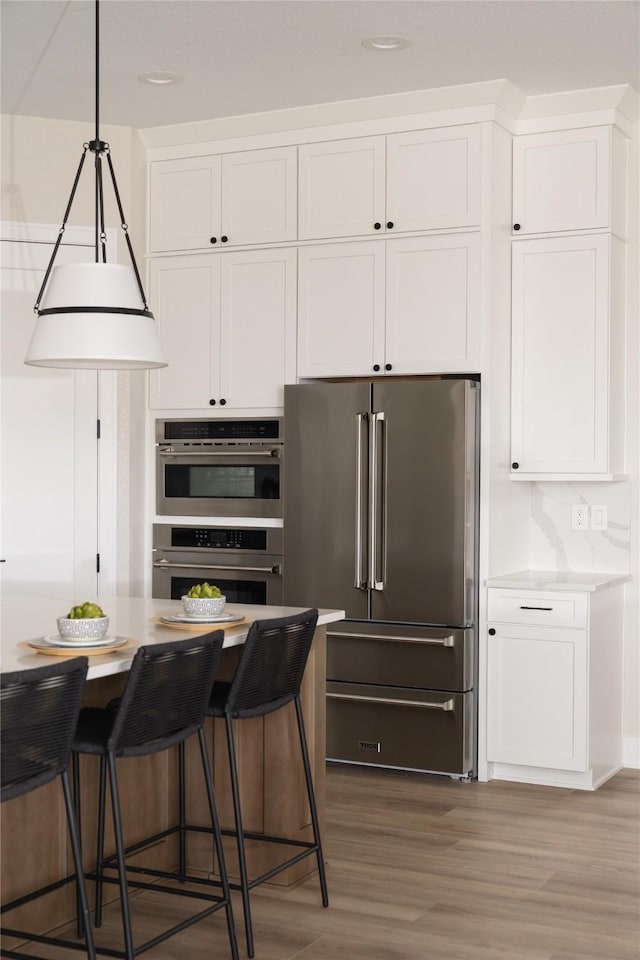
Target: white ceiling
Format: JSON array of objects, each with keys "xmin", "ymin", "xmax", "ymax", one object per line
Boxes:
[{"xmin": 2, "ymin": 1, "xmax": 639, "ymax": 131}]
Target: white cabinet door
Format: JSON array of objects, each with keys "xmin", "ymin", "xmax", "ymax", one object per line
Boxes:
[
  {"xmin": 513, "ymin": 128, "xmax": 615, "ymax": 235},
  {"xmin": 149, "ymin": 147, "xmax": 297, "ymax": 253},
  {"xmin": 386, "ymin": 125, "xmax": 482, "ymax": 233},
  {"xmin": 220, "ymin": 248, "xmax": 297, "ymax": 408},
  {"xmin": 487, "ymin": 622, "xmax": 588, "ymax": 771},
  {"xmin": 385, "ymin": 233, "xmax": 481, "ymax": 373},
  {"xmin": 297, "ymin": 241, "xmax": 385, "ymax": 377},
  {"xmin": 298, "ymin": 137, "xmax": 386, "ymax": 240},
  {"xmin": 511, "ymin": 234, "xmax": 614, "ymax": 476},
  {"xmin": 221, "ymin": 146, "xmax": 297, "ymax": 246},
  {"xmin": 149, "ymin": 255, "xmax": 220, "ymax": 409},
  {"xmin": 149, "ymin": 156, "xmax": 221, "ymax": 253}
]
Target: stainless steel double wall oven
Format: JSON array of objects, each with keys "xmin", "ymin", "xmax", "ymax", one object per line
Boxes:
[{"xmin": 153, "ymin": 418, "xmax": 284, "ymax": 606}]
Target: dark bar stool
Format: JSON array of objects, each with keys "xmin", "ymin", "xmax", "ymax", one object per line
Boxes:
[
  {"xmin": 180, "ymin": 608, "xmax": 328, "ymax": 958},
  {"xmin": 1, "ymin": 656, "xmax": 96, "ymax": 960},
  {"xmin": 72, "ymin": 633, "xmax": 239, "ymax": 960}
]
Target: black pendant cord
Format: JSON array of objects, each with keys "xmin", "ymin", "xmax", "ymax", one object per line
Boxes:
[{"xmin": 95, "ymin": 0, "xmax": 100, "ymax": 148}]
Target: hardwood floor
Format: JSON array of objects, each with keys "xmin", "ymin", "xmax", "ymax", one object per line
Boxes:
[{"xmin": 9, "ymin": 764, "xmax": 640, "ymax": 959}]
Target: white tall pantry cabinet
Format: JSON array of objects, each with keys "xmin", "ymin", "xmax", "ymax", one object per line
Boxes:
[{"xmin": 510, "ymin": 124, "xmax": 628, "ymax": 480}]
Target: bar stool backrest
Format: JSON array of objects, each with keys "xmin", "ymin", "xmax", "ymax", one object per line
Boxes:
[
  {"xmin": 225, "ymin": 609, "xmax": 319, "ymax": 718},
  {"xmin": 1, "ymin": 657, "xmax": 89, "ymax": 803},
  {"xmin": 107, "ymin": 632, "xmax": 224, "ymax": 757}
]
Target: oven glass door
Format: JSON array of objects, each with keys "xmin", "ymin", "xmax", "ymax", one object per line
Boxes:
[
  {"xmin": 157, "ymin": 451, "xmax": 282, "ymax": 518},
  {"xmin": 152, "ymin": 555, "xmax": 283, "ymax": 605}
]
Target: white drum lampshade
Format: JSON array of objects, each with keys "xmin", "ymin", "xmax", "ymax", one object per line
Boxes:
[{"xmin": 25, "ymin": 262, "xmax": 166, "ymax": 370}]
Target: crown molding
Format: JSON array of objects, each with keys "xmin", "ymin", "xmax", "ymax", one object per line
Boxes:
[{"xmin": 139, "ymin": 79, "xmax": 524, "ymax": 150}]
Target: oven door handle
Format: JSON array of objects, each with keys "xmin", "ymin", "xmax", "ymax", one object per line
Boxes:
[
  {"xmin": 158, "ymin": 447, "xmax": 280, "ymax": 458},
  {"xmin": 153, "ymin": 559, "xmax": 282, "ymax": 574}
]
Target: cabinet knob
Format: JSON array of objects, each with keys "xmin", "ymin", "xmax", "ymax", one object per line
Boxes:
[
  {"xmin": 511, "ymin": 462, "xmax": 519, "ymax": 470},
  {"xmin": 209, "ymin": 398, "xmax": 217, "ymax": 406},
  {"xmin": 386, "ymin": 221, "xmax": 394, "ymax": 230},
  {"xmin": 373, "ymin": 364, "xmax": 381, "ymax": 372},
  {"xmin": 220, "ymin": 398, "xmax": 227, "ymax": 406},
  {"xmin": 488, "ymin": 628, "xmax": 496, "ymax": 636},
  {"xmin": 221, "ymin": 236, "xmax": 228, "ymax": 243},
  {"xmin": 513, "ymin": 223, "xmax": 521, "ymax": 231},
  {"xmin": 210, "ymin": 237, "xmax": 217, "ymax": 244},
  {"xmin": 385, "ymin": 363, "xmax": 393, "ymax": 372},
  {"xmin": 374, "ymin": 222, "xmax": 382, "ymax": 230}
]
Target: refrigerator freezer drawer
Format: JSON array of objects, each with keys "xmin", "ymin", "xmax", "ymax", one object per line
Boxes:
[
  {"xmin": 326, "ymin": 681, "xmax": 474, "ymax": 776},
  {"xmin": 326, "ymin": 624, "xmax": 474, "ymax": 691}
]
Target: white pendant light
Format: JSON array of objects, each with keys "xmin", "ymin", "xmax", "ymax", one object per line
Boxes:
[{"xmin": 25, "ymin": 0, "xmax": 166, "ymax": 371}]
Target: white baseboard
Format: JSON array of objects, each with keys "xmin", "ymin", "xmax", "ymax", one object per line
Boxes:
[{"xmin": 623, "ymin": 737, "xmax": 640, "ymax": 768}]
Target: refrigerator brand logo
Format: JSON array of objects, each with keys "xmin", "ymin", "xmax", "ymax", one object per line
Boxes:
[{"xmin": 358, "ymin": 740, "xmax": 381, "ymax": 753}]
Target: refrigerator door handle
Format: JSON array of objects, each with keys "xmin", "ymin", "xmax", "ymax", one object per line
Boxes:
[
  {"xmin": 368, "ymin": 411, "xmax": 385, "ymax": 590},
  {"xmin": 354, "ymin": 413, "xmax": 367, "ymax": 589}
]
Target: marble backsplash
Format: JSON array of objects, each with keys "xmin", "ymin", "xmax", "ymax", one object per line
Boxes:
[{"xmin": 529, "ymin": 480, "xmax": 632, "ymax": 573}]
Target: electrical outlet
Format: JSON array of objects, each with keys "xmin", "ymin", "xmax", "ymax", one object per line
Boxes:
[
  {"xmin": 571, "ymin": 504, "xmax": 589, "ymax": 530},
  {"xmin": 591, "ymin": 505, "xmax": 608, "ymax": 531}
]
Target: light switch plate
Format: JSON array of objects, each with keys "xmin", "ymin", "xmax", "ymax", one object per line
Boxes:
[{"xmin": 591, "ymin": 505, "xmax": 608, "ymax": 530}]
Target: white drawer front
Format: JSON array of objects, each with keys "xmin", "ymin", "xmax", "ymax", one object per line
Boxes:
[{"xmin": 487, "ymin": 589, "xmax": 588, "ymax": 628}]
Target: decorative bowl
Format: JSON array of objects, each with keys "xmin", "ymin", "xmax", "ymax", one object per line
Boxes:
[
  {"xmin": 181, "ymin": 595, "xmax": 226, "ymax": 617},
  {"xmin": 57, "ymin": 616, "xmax": 110, "ymax": 641}
]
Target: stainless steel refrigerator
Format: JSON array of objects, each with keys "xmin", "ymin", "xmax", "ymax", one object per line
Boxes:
[{"xmin": 283, "ymin": 377, "xmax": 479, "ymax": 778}]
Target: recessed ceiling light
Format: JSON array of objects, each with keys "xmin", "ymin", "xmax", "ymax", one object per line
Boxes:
[
  {"xmin": 362, "ymin": 36, "xmax": 409, "ymax": 52},
  {"xmin": 137, "ymin": 71, "xmax": 182, "ymax": 85}
]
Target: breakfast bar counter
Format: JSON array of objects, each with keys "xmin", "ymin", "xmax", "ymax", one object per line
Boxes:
[{"xmin": 1, "ymin": 593, "xmax": 344, "ymax": 946}]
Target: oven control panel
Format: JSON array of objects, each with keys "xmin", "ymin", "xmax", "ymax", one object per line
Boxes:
[{"xmin": 153, "ymin": 524, "xmax": 283, "ymax": 555}]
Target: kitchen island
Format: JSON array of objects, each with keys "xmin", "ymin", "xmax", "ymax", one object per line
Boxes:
[{"xmin": 1, "ymin": 593, "xmax": 344, "ymax": 945}]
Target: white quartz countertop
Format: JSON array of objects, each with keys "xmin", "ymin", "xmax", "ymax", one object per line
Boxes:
[
  {"xmin": 0, "ymin": 592, "xmax": 345, "ymax": 679},
  {"xmin": 485, "ymin": 570, "xmax": 631, "ymax": 592}
]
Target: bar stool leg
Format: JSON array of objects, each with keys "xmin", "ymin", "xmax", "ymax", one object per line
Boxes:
[
  {"xmin": 71, "ymin": 752, "xmax": 85, "ymax": 939},
  {"xmin": 94, "ymin": 755, "xmax": 107, "ymax": 927},
  {"xmin": 178, "ymin": 741, "xmax": 186, "ymax": 878},
  {"xmin": 61, "ymin": 769, "xmax": 97, "ymax": 960},
  {"xmin": 294, "ymin": 696, "xmax": 329, "ymax": 907},
  {"xmin": 197, "ymin": 728, "xmax": 239, "ymax": 960},
  {"xmin": 107, "ymin": 752, "xmax": 135, "ymax": 960},
  {"xmin": 224, "ymin": 714, "xmax": 255, "ymax": 958}
]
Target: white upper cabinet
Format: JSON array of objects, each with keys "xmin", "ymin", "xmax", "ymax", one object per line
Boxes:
[
  {"xmin": 510, "ymin": 234, "xmax": 625, "ymax": 479},
  {"xmin": 386, "ymin": 126, "xmax": 483, "ymax": 233},
  {"xmin": 149, "ymin": 255, "xmax": 220, "ymax": 409},
  {"xmin": 386, "ymin": 234, "xmax": 481, "ymax": 374},
  {"xmin": 297, "ymin": 241, "xmax": 386, "ymax": 377},
  {"xmin": 297, "ymin": 234, "xmax": 481, "ymax": 378},
  {"xmin": 298, "ymin": 137, "xmax": 385, "ymax": 241},
  {"xmin": 149, "ymin": 249, "xmax": 297, "ymax": 410},
  {"xmin": 149, "ymin": 156, "xmax": 221, "ymax": 254},
  {"xmin": 298, "ymin": 125, "xmax": 483, "ymax": 240},
  {"xmin": 149, "ymin": 146, "xmax": 297, "ymax": 253},
  {"xmin": 219, "ymin": 248, "xmax": 297, "ymax": 409},
  {"xmin": 512, "ymin": 127, "xmax": 627, "ymax": 237}
]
